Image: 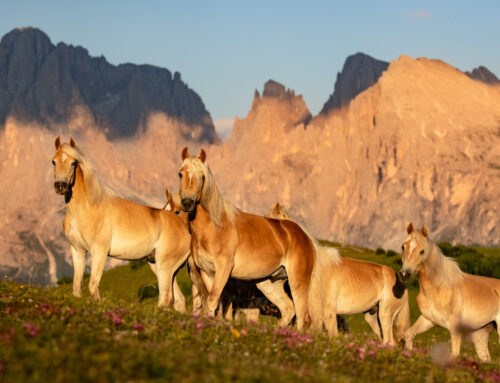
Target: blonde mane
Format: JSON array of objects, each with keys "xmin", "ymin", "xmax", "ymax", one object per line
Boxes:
[
  {"xmin": 61, "ymin": 143, "xmax": 115, "ymax": 204},
  {"xmin": 423, "ymin": 238, "xmax": 464, "ymax": 288},
  {"xmin": 192, "ymin": 159, "xmax": 237, "ymax": 227}
]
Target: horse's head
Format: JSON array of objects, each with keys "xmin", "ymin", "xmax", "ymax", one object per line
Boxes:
[
  {"xmin": 52, "ymin": 137, "xmax": 78, "ymax": 195},
  {"xmin": 178, "ymin": 147, "xmax": 207, "ymax": 212},
  {"xmin": 266, "ymin": 202, "xmax": 291, "ymax": 220},
  {"xmin": 399, "ymin": 222, "xmax": 429, "ymax": 283},
  {"xmin": 164, "ymin": 187, "xmax": 183, "ymax": 215}
]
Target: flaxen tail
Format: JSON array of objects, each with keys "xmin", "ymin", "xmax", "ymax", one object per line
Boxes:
[{"xmin": 308, "ymin": 245, "xmax": 341, "ymax": 332}]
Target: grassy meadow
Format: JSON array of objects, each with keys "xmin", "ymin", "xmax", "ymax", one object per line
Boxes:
[{"xmin": 1, "ymin": 243, "xmax": 500, "ymax": 382}]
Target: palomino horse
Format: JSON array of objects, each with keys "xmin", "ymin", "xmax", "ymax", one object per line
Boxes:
[
  {"xmin": 400, "ymin": 223, "xmax": 500, "ymax": 361},
  {"xmin": 52, "ymin": 137, "xmax": 190, "ymax": 309},
  {"xmin": 178, "ymin": 147, "xmax": 317, "ymax": 330},
  {"xmin": 167, "ymin": 192, "xmax": 303, "ymax": 326},
  {"xmin": 267, "ymin": 203, "xmax": 410, "ymax": 343}
]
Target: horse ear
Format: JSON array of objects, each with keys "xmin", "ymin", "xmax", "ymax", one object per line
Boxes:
[
  {"xmin": 69, "ymin": 137, "xmax": 76, "ymax": 147},
  {"xmin": 54, "ymin": 136, "xmax": 61, "ymax": 149},
  {"xmin": 182, "ymin": 147, "xmax": 189, "ymax": 160},
  {"xmin": 275, "ymin": 202, "xmax": 281, "ymax": 213},
  {"xmin": 199, "ymin": 149, "xmax": 206, "ymax": 163},
  {"xmin": 164, "ymin": 188, "xmax": 173, "ymax": 211},
  {"xmin": 420, "ymin": 225, "xmax": 428, "ymax": 237},
  {"xmin": 407, "ymin": 222, "xmax": 415, "ymax": 234}
]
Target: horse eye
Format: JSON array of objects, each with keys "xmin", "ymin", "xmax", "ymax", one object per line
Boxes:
[
  {"xmin": 71, "ymin": 161, "xmax": 76, "ymax": 167},
  {"xmin": 401, "ymin": 245, "xmax": 404, "ymax": 252},
  {"xmin": 175, "ymin": 210, "xmax": 180, "ymax": 215},
  {"xmin": 420, "ymin": 250, "xmax": 425, "ymax": 255},
  {"xmin": 179, "ymin": 172, "xmax": 182, "ymax": 178},
  {"xmin": 52, "ymin": 160, "xmax": 56, "ymax": 166}
]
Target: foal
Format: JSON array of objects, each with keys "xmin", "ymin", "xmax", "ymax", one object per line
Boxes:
[
  {"xmin": 400, "ymin": 223, "xmax": 500, "ymax": 361},
  {"xmin": 52, "ymin": 137, "xmax": 190, "ymax": 309}
]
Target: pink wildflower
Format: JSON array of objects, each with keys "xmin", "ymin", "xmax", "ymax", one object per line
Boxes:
[
  {"xmin": 402, "ymin": 350, "xmax": 411, "ymax": 358},
  {"xmin": 133, "ymin": 323, "xmax": 143, "ymax": 331},
  {"xmin": 196, "ymin": 322, "xmax": 205, "ymax": 330},
  {"xmin": 23, "ymin": 322, "xmax": 39, "ymax": 337}
]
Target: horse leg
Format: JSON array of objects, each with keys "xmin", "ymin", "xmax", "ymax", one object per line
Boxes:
[
  {"xmin": 404, "ymin": 315, "xmax": 435, "ymax": 350},
  {"xmin": 172, "ymin": 275, "xmax": 186, "ymax": 313},
  {"xmin": 286, "ymin": 251, "xmax": 314, "ymax": 331},
  {"xmin": 324, "ymin": 299, "xmax": 338, "ymax": 337},
  {"xmin": 470, "ymin": 325, "xmax": 493, "ymax": 362},
  {"xmin": 148, "ymin": 261, "xmax": 157, "ymax": 277},
  {"xmin": 379, "ymin": 301, "xmax": 397, "ymax": 345},
  {"xmin": 207, "ymin": 256, "xmax": 234, "ymax": 316},
  {"xmin": 156, "ymin": 250, "xmax": 189, "ymax": 308},
  {"xmin": 450, "ymin": 331, "xmax": 462, "ymax": 359},
  {"xmin": 256, "ymin": 279, "xmax": 295, "ymax": 327},
  {"xmin": 70, "ymin": 246, "xmax": 87, "ymax": 297},
  {"xmin": 364, "ymin": 310, "xmax": 382, "ymax": 339},
  {"xmin": 88, "ymin": 247, "xmax": 108, "ymax": 300}
]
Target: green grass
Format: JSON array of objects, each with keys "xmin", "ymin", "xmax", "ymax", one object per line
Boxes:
[{"xmin": 1, "ymin": 244, "xmax": 500, "ymax": 382}]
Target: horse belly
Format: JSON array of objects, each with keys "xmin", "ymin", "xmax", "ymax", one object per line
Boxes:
[
  {"xmin": 336, "ymin": 291, "xmax": 379, "ymax": 315},
  {"xmin": 231, "ymin": 249, "xmax": 282, "ymax": 280},
  {"xmin": 109, "ymin": 232, "xmax": 156, "ymax": 260}
]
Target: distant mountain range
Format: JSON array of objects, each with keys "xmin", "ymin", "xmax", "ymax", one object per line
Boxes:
[
  {"xmin": 0, "ymin": 28, "xmax": 218, "ymax": 142},
  {"xmin": 0, "ymin": 27, "xmax": 499, "ymax": 285}
]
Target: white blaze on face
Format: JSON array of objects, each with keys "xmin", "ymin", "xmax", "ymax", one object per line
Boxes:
[
  {"xmin": 61, "ymin": 153, "xmax": 67, "ymax": 162},
  {"xmin": 409, "ymin": 239, "xmax": 417, "ymax": 256},
  {"xmin": 165, "ymin": 202, "xmax": 172, "ymax": 211}
]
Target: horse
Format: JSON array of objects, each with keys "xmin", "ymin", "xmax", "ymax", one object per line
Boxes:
[
  {"xmin": 167, "ymin": 170, "xmax": 304, "ymax": 327},
  {"xmin": 177, "ymin": 147, "xmax": 318, "ymax": 330},
  {"xmin": 400, "ymin": 223, "xmax": 500, "ymax": 361},
  {"xmin": 267, "ymin": 202, "xmax": 410, "ymax": 343},
  {"xmin": 51, "ymin": 137, "xmax": 190, "ymax": 310}
]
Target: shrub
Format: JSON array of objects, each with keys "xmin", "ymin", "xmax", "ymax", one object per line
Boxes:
[
  {"xmin": 375, "ymin": 248, "xmax": 385, "ymax": 255},
  {"xmin": 386, "ymin": 250, "xmax": 397, "ymax": 257}
]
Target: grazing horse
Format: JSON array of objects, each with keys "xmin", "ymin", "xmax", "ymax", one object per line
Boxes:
[
  {"xmin": 400, "ymin": 223, "xmax": 500, "ymax": 361},
  {"xmin": 51, "ymin": 137, "xmax": 190, "ymax": 309},
  {"xmin": 267, "ymin": 203, "xmax": 409, "ymax": 343},
  {"xmin": 178, "ymin": 147, "xmax": 317, "ymax": 330}
]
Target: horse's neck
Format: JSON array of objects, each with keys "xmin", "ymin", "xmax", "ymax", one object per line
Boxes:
[
  {"xmin": 189, "ymin": 203, "xmax": 217, "ymax": 233},
  {"xmin": 418, "ymin": 244, "xmax": 448, "ymax": 292}
]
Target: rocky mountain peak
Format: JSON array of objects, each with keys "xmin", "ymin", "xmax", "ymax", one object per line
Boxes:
[
  {"xmin": 320, "ymin": 52, "xmax": 389, "ymax": 115},
  {"xmin": 0, "ymin": 27, "xmax": 218, "ymax": 143},
  {"xmin": 465, "ymin": 66, "xmax": 500, "ymax": 84}
]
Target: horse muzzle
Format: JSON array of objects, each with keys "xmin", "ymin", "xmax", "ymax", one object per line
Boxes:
[
  {"xmin": 54, "ymin": 181, "xmax": 69, "ymax": 195},
  {"xmin": 398, "ymin": 270, "xmax": 412, "ymax": 283},
  {"xmin": 181, "ymin": 197, "xmax": 195, "ymax": 212}
]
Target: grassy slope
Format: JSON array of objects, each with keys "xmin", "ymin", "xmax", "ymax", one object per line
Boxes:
[{"xmin": 2, "ymin": 244, "xmax": 500, "ymax": 382}]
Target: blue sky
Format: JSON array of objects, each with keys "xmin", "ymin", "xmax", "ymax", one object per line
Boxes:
[{"xmin": 1, "ymin": 1, "xmax": 499, "ymax": 133}]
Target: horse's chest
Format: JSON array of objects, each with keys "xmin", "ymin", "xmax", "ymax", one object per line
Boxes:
[
  {"xmin": 417, "ymin": 291, "xmax": 454, "ymax": 327},
  {"xmin": 192, "ymin": 238, "xmax": 216, "ymax": 274},
  {"xmin": 64, "ymin": 216, "xmax": 89, "ymax": 251}
]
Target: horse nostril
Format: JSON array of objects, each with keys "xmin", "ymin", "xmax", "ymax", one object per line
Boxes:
[
  {"xmin": 54, "ymin": 182, "xmax": 68, "ymax": 193},
  {"xmin": 181, "ymin": 198, "xmax": 194, "ymax": 211}
]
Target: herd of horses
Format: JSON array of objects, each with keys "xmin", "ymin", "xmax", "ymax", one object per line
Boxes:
[{"xmin": 52, "ymin": 137, "xmax": 500, "ymax": 362}]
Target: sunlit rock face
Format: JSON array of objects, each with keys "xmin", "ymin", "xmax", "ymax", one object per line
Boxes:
[{"xmin": 209, "ymin": 57, "xmax": 500, "ymax": 251}]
